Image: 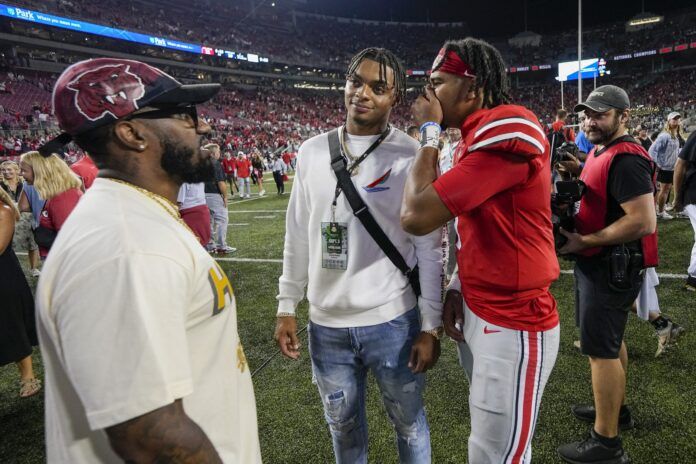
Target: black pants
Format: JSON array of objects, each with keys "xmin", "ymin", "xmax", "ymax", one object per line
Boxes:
[{"xmin": 273, "ymin": 171, "xmax": 284, "ymax": 194}]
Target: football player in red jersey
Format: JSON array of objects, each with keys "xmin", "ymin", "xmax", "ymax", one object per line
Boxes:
[{"xmin": 401, "ymin": 37, "xmax": 560, "ymax": 463}]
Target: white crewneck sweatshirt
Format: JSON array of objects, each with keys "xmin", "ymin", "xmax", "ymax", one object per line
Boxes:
[{"xmin": 277, "ymin": 126, "xmax": 443, "ymax": 330}]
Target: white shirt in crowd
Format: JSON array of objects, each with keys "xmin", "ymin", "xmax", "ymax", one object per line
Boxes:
[
  {"xmin": 272, "ymin": 158, "xmax": 286, "ymax": 173},
  {"xmin": 277, "ymin": 126, "xmax": 443, "ymax": 330},
  {"xmin": 648, "ymin": 131, "xmax": 680, "ymax": 171},
  {"xmin": 36, "ymin": 179, "xmax": 261, "ymax": 463},
  {"xmin": 176, "ymin": 182, "xmax": 207, "ymax": 210}
]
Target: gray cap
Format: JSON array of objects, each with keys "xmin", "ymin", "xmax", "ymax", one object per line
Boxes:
[
  {"xmin": 667, "ymin": 111, "xmax": 681, "ymax": 120},
  {"xmin": 574, "ymin": 85, "xmax": 630, "ymax": 113}
]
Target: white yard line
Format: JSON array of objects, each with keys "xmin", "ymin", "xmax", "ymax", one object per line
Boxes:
[
  {"xmin": 229, "ymin": 210, "xmax": 287, "ymax": 213},
  {"xmin": 214, "ymin": 257, "xmax": 282, "ymax": 263},
  {"xmin": 253, "ymin": 215, "xmax": 277, "ymax": 219},
  {"xmin": 207, "ymin": 266, "xmax": 684, "ymax": 277},
  {"xmin": 228, "ymin": 223, "xmax": 249, "ymax": 226},
  {"xmin": 227, "ymin": 195, "xmax": 266, "ymax": 206},
  {"xmin": 559, "ymin": 269, "xmax": 687, "ymax": 279},
  {"xmin": 14, "ymin": 251, "xmax": 689, "ymax": 277}
]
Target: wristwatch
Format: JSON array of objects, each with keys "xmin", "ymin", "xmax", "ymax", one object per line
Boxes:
[{"xmin": 422, "ymin": 327, "xmax": 444, "ymax": 340}]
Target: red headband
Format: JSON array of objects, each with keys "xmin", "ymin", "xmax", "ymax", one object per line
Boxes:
[{"xmin": 431, "ymin": 49, "xmax": 476, "ymax": 78}]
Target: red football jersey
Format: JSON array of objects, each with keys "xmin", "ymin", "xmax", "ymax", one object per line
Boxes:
[{"xmin": 433, "ymin": 105, "xmax": 559, "ymax": 331}]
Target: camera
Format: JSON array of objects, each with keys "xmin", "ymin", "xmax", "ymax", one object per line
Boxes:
[
  {"xmin": 552, "ymin": 141, "xmax": 579, "ymax": 164},
  {"xmin": 551, "ymin": 180, "xmax": 585, "ymax": 252}
]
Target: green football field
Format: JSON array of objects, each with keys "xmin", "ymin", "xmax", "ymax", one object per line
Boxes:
[{"xmin": 1, "ymin": 173, "xmax": 695, "ymax": 463}]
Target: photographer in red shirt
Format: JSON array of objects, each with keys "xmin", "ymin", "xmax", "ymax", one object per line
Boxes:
[
  {"xmin": 556, "ymin": 86, "xmax": 657, "ymax": 464},
  {"xmin": 401, "ymin": 38, "xmax": 559, "ymax": 464}
]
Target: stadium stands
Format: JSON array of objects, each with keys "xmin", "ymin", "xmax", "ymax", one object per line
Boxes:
[
  {"xmin": 0, "ymin": 65, "xmax": 692, "ymax": 158},
  {"xmin": 7, "ymin": 0, "xmax": 696, "ymax": 70},
  {"xmin": 0, "ymin": 1, "xmax": 694, "ymax": 162}
]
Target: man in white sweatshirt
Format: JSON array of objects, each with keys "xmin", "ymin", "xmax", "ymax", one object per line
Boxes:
[{"xmin": 274, "ymin": 48, "xmax": 443, "ymax": 464}]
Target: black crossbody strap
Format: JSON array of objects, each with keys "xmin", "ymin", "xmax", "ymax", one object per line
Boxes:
[{"xmin": 328, "ymin": 129, "xmax": 421, "ymax": 297}]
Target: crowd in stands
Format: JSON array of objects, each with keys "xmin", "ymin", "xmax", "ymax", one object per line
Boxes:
[
  {"xmin": 515, "ymin": 68, "xmax": 696, "ymax": 127},
  {"xmin": 0, "ymin": 64, "xmax": 693, "ymax": 167},
  {"xmin": 6, "ymin": 0, "xmax": 693, "ymax": 151},
  {"xmin": 8, "ymin": 0, "xmax": 696, "ymax": 70}
]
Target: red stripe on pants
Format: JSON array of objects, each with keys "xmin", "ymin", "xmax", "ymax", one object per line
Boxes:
[{"xmin": 512, "ymin": 333, "xmax": 539, "ymax": 464}]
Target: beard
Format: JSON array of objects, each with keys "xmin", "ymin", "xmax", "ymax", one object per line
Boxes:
[
  {"xmin": 159, "ymin": 137, "xmax": 214, "ymax": 183},
  {"xmin": 586, "ymin": 113, "xmax": 621, "ymax": 145}
]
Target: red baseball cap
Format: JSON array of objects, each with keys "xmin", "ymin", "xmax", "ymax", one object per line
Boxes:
[{"xmin": 40, "ymin": 57, "xmax": 220, "ymax": 156}]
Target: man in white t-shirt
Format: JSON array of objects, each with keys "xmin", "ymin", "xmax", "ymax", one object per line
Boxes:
[
  {"xmin": 35, "ymin": 58, "xmax": 260, "ymax": 463},
  {"xmin": 274, "ymin": 48, "xmax": 443, "ymax": 463}
]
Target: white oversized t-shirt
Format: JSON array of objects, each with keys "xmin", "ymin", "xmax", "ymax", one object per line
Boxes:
[{"xmin": 36, "ymin": 178, "xmax": 261, "ymax": 463}]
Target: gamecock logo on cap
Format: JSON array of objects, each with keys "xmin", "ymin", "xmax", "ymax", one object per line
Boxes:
[{"xmin": 67, "ymin": 64, "xmax": 147, "ymax": 122}]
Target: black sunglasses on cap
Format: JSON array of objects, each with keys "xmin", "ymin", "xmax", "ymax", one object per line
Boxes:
[{"xmin": 126, "ymin": 104, "xmax": 200, "ymax": 128}]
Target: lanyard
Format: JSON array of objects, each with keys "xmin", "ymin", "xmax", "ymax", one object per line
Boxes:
[{"xmin": 331, "ymin": 125, "xmax": 391, "ymax": 221}]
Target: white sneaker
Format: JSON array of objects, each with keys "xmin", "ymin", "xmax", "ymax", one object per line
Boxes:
[
  {"xmin": 259, "ymin": 190, "xmax": 266, "ymax": 197},
  {"xmin": 657, "ymin": 211, "xmax": 673, "ymax": 220},
  {"xmin": 245, "ymin": 194, "xmax": 251, "ymax": 199},
  {"xmin": 30, "ymin": 268, "xmax": 41, "ymax": 277},
  {"xmin": 217, "ymin": 246, "xmax": 237, "ymax": 254},
  {"xmin": 676, "ymin": 211, "xmax": 689, "ymax": 219},
  {"xmin": 655, "ymin": 321, "xmax": 686, "ymax": 357},
  {"xmin": 665, "ymin": 204, "xmax": 674, "ymax": 212}
]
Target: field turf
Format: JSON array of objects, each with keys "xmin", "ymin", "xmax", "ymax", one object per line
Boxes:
[{"xmin": 1, "ymin": 173, "xmax": 694, "ymax": 463}]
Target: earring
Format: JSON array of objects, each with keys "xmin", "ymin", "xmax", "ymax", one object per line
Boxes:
[{"xmin": 139, "ymin": 145, "xmax": 145, "ymax": 150}]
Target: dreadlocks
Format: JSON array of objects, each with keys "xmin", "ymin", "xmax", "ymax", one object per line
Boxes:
[
  {"xmin": 435, "ymin": 38, "xmax": 511, "ymax": 108},
  {"xmin": 346, "ymin": 47, "xmax": 407, "ymax": 104}
]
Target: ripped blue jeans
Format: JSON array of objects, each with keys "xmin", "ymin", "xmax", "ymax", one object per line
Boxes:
[{"xmin": 308, "ymin": 308, "xmax": 431, "ymax": 464}]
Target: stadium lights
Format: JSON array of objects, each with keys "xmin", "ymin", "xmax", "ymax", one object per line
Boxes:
[{"xmin": 629, "ymin": 16, "xmax": 662, "ymax": 26}]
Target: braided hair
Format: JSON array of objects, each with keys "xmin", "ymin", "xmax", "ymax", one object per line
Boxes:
[
  {"xmin": 435, "ymin": 38, "xmax": 511, "ymax": 108},
  {"xmin": 346, "ymin": 47, "xmax": 407, "ymax": 104}
]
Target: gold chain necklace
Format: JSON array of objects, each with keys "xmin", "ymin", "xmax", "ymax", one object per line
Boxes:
[
  {"xmin": 339, "ymin": 126, "xmax": 389, "ymax": 177},
  {"xmin": 107, "ymin": 178, "xmax": 199, "ymax": 240},
  {"xmin": 339, "ymin": 128, "xmax": 362, "ymax": 176}
]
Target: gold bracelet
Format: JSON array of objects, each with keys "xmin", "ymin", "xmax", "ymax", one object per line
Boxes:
[{"xmin": 277, "ymin": 312, "xmax": 296, "ymax": 318}]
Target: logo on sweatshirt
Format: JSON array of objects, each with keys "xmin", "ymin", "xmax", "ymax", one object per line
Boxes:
[{"xmin": 362, "ymin": 169, "xmax": 391, "ymax": 193}]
